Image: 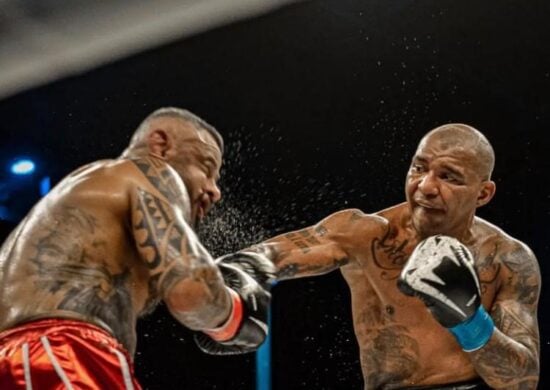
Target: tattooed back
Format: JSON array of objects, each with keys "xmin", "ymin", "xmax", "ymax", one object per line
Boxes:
[{"xmin": 0, "ymin": 159, "xmax": 164, "ymax": 354}]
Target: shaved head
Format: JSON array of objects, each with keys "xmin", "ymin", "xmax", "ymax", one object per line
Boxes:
[
  {"xmin": 418, "ymin": 124, "xmax": 495, "ymax": 180},
  {"xmin": 122, "ymin": 107, "xmax": 223, "ymax": 157}
]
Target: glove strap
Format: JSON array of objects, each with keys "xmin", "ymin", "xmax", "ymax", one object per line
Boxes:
[
  {"xmin": 204, "ymin": 288, "xmax": 243, "ymax": 342},
  {"xmin": 448, "ymin": 305, "xmax": 495, "ymax": 352}
]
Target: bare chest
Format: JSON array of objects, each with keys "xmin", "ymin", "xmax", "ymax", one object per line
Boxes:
[
  {"xmin": 342, "ymin": 238, "xmax": 501, "ymax": 388},
  {"xmin": 348, "ymin": 229, "xmax": 501, "ymax": 311}
]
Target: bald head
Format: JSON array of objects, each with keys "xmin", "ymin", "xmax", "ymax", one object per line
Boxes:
[
  {"xmin": 418, "ymin": 124, "xmax": 495, "ymax": 180},
  {"xmin": 123, "ymin": 107, "xmax": 223, "ymax": 157}
]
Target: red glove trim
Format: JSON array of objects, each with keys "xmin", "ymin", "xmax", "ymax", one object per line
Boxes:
[{"xmin": 204, "ymin": 288, "xmax": 243, "ymax": 341}]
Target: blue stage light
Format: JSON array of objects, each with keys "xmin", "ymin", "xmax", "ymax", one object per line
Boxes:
[
  {"xmin": 40, "ymin": 176, "xmax": 51, "ymax": 196},
  {"xmin": 10, "ymin": 159, "xmax": 35, "ymax": 175}
]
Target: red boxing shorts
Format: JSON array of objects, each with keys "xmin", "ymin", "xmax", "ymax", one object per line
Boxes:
[{"xmin": 0, "ymin": 318, "xmax": 142, "ymax": 390}]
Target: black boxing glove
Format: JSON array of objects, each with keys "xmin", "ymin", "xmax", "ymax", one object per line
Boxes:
[
  {"xmin": 195, "ymin": 252, "xmax": 275, "ymax": 355},
  {"xmin": 397, "ymin": 235, "xmax": 494, "ymax": 352},
  {"xmin": 215, "ymin": 251, "xmax": 275, "ymax": 291}
]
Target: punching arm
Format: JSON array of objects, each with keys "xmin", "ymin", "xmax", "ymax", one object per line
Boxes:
[{"xmin": 247, "ymin": 209, "xmax": 371, "ymax": 280}]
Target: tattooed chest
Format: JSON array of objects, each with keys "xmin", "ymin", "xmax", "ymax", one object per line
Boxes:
[{"xmin": 366, "ymin": 228, "xmax": 415, "ymax": 281}]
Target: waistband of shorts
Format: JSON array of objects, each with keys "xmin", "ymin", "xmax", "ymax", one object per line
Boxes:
[
  {"xmin": 402, "ymin": 379, "xmax": 490, "ymax": 389},
  {"xmin": 0, "ymin": 317, "xmax": 119, "ymax": 347}
]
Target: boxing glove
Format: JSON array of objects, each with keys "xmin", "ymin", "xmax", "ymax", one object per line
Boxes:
[
  {"xmin": 195, "ymin": 252, "xmax": 275, "ymax": 355},
  {"xmin": 398, "ymin": 235, "xmax": 494, "ymax": 352}
]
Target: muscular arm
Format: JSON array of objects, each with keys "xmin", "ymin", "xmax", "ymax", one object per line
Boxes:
[
  {"xmin": 248, "ymin": 209, "xmax": 375, "ymax": 280},
  {"xmin": 130, "ymin": 157, "xmax": 230, "ymax": 330},
  {"xmin": 470, "ymin": 243, "xmax": 540, "ymax": 389}
]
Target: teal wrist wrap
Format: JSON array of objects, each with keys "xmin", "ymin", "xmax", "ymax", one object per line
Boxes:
[{"xmin": 448, "ymin": 306, "xmax": 495, "ymax": 352}]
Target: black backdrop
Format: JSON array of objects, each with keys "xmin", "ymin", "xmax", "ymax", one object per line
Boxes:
[{"xmin": 0, "ymin": 1, "xmax": 549, "ymax": 389}]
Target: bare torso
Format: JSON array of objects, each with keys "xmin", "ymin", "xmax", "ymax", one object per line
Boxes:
[
  {"xmin": 338, "ymin": 204, "xmax": 512, "ymax": 389},
  {"xmin": 0, "ymin": 159, "xmax": 172, "ymax": 354}
]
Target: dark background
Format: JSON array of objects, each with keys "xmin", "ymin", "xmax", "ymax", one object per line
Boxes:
[{"xmin": 1, "ymin": 1, "xmax": 549, "ymax": 388}]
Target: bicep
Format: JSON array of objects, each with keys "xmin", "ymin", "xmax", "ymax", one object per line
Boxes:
[{"xmin": 131, "ymin": 186, "xmax": 215, "ymax": 297}]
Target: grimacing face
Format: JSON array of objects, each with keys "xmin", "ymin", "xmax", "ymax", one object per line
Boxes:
[
  {"xmin": 405, "ymin": 135, "xmax": 490, "ymax": 238},
  {"xmin": 170, "ymin": 128, "xmax": 222, "ymax": 226}
]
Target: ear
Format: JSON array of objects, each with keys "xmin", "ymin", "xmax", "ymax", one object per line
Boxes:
[
  {"xmin": 476, "ymin": 180, "xmax": 496, "ymax": 208},
  {"xmin": 147, "ymin": 129, "xmax": 170, "ymax": 157}
]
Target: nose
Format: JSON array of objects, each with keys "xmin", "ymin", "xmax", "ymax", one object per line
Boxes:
[
  {"xmin": 417, "ymin": 172, "xmax": 439, "ymax": 197},
  {"xmin": 205, "ymin": 180, "xmax": 222, "ymax": 203}
]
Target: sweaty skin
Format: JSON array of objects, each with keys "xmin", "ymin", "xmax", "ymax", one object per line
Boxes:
[
  {"xmin": 0, "ymin": 119, "xmax": 229, "ymax": 356},
  {"xmin": 250, "ymin": 125, "xmax": 540, "ymax": 389}
]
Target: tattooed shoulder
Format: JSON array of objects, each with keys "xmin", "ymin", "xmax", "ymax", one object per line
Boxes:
[
  {"xmin": 497, "ymin": 240, "xmax": 540, "ymax": 306},
  {"xmin": 129, "ymin": 157, "xmax": 191, "ymax": 219}
]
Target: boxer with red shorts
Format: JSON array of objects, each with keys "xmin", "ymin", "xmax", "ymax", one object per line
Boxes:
[
  {"xmin": 0, "ymin": 319, "xmax": 141, "ymax": 389},
  {"xmin": 0, "ymin": 108, "xmax": 275, "ymax": 388}
]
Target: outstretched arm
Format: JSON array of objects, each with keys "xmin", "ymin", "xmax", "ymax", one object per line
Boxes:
[
  {"xmin": 470, "ymin": 243, "xmax": 540, "ymax": 389},
  {"xmin": 249, "ymin": 209, "xmax": 372, "ymax": 280}
]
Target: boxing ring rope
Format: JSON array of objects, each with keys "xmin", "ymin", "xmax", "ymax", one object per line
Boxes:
[{"xmin": 255, "ymin": 307, "xmax": 272, "ymax": 390}]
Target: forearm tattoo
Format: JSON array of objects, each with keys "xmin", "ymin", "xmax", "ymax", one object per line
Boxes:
[
  {"xmin": 261, "ymin": 226, "xmax": 347, "ymax": 279},
  {"xmin": 277, "ymin": 257, "xmax": 348, "ymax": 279},
  {"xmin": 283, "ymin": 230, "xmax": 321, "ymax": 254}
]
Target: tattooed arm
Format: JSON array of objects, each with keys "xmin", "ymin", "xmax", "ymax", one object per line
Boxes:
[
  {"xmin": 248, "ymin": 209, "xmax": 378, "ymax": 280},
  {"xmin": 470, "ymin": 242, "xmax": 540, "ymax": 389},
  {"xmin": 130, "ymin": 157, "xmax": 231, "ymax": 330}
]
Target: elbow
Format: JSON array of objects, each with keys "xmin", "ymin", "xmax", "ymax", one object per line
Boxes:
[
  {"xmin": 165, "ymin": 280, "xmax": 212, "ymax": 313},
  {"xmin": 521, "ymin": 350, "xmax": 540, "ymax": 387},
  {"xmin": 488, "ymin": 353, "xmax": 539, "ymax": 389},
  {"xmin": 524, "ymin": 354, "xmax": 540, "ymax": 389},
  {"xmin": 163, "ymin": 263, "xmax": 229, "ymax": 329}
]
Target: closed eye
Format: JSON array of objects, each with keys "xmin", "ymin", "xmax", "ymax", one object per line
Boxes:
[
  {"xmin": 203, "ymin": 160, "xmax": 221, "ymax": 181},
  {"xmin": 440, "ymin": 173, "xmax": 463, "ymax": 184},
  {"xmin": 411, "ymin": 164, "xmax": 426, "ymax": 173}
]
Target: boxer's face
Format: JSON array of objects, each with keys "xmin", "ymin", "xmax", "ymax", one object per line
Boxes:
[
  {"xmin": 405, "ymin": 135, "xmax": 492, "ymax": 238},
  {"xmin": 168, "ymin": 124, "xmax": 222, "ymax": 226}
]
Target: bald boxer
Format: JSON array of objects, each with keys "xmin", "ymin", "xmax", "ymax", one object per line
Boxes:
[
  {"xmin": 0, "ymin": 108, "xmax": 274, "ymax": 389},
  {"xmin": 243, "ymin": 124, "xmax": 540, "ymax": 389}
]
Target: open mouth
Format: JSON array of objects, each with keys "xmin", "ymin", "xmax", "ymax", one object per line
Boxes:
[
  {"xmin": 196, "ymin": 198, "xmax": 211, "ymax": 220},
  {"xmin": 196, "ymin": 206, "xmax": 205, "ymax": 221}
]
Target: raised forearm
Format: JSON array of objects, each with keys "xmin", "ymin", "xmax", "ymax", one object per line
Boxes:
[
  {"xmin": 470, "ymin": 245, "xmax": 542, "ymax": 389},
  {"xmin": 470, "ymin": 328, "xmax": 539, "ymax": 389},
  {"xmin": 163, "ymin": 262, "xmax": 232, "ymax": 330}
]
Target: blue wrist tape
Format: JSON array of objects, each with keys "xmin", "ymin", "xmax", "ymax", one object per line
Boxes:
[{"xmin": 448, "ymin": 306, "xmax": 495, "ymax": 352}]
